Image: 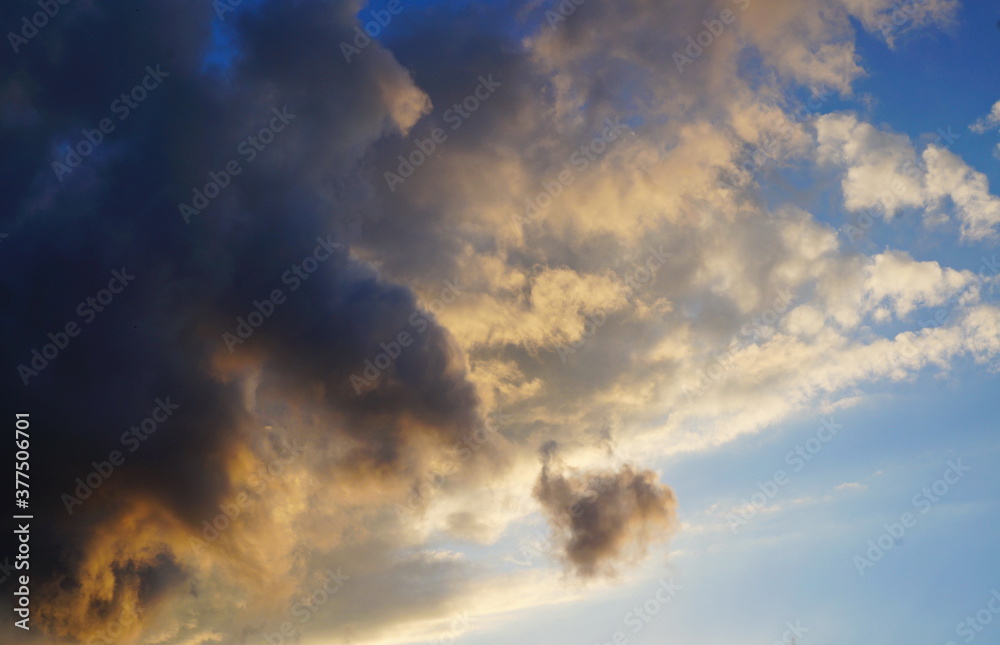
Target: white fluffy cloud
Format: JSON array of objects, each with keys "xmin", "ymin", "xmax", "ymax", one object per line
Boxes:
[{"xmin": 816, "ymin": 112, "xmax": 1000, "ymax": 240}]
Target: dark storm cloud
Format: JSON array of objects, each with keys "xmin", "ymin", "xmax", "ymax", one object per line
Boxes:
[
  {"xmin": 0, "ymin": 0, "xmax": 487, "ymax": 638},
  {"xmin": 533, "ymin": 447, "xmax": 678, "ymax": 578}
]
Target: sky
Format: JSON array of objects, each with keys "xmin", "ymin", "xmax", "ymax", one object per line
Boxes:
[{"xmin": 1, "ymin": 0, "xmax": 999, "ymax": 644}]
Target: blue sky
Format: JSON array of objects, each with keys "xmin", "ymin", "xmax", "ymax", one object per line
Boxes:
[{"xmin": 442, "ymin": 379, "xmax": 1000, "ymax": 645}]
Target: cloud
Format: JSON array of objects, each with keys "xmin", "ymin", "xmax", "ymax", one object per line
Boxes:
[
  {"xmin": 838, "ymin": 0, "xmax": 958, "ymax": 47},
  {"xmin": 922, "ymin": 146, "xmax": 1000, "ymax": 241},
  {"xmin": 0, "ymin": 0, "xmax": 493, "ymax": 642},
  {"xmin": 817, "ymin": 112, "xmax": 1000, "ymax": 240},
  {"xmin": 970, "ymin": 99, "xmax": 1000, "ymax": 134},
  {"xmin": 533, "ymin": 448, "xmax": 678, "ymax": 578}
]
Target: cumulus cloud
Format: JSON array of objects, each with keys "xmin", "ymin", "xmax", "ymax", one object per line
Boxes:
[
  {"xmin": 533, "ymin": 447, "xmax": 678, "ymax": 578},
  {"xmin": 817, "ymin": 112, "xmax": 1000, "ymax": 240},
  {"xmin": 970, "ymin": 99, "xmax": 1000, "ymax": 134}
]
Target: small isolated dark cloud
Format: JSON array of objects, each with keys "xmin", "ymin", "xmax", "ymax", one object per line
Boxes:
[{"xmin": 533, "ymin": 447, "xmax": 678, "ymax": 578}]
